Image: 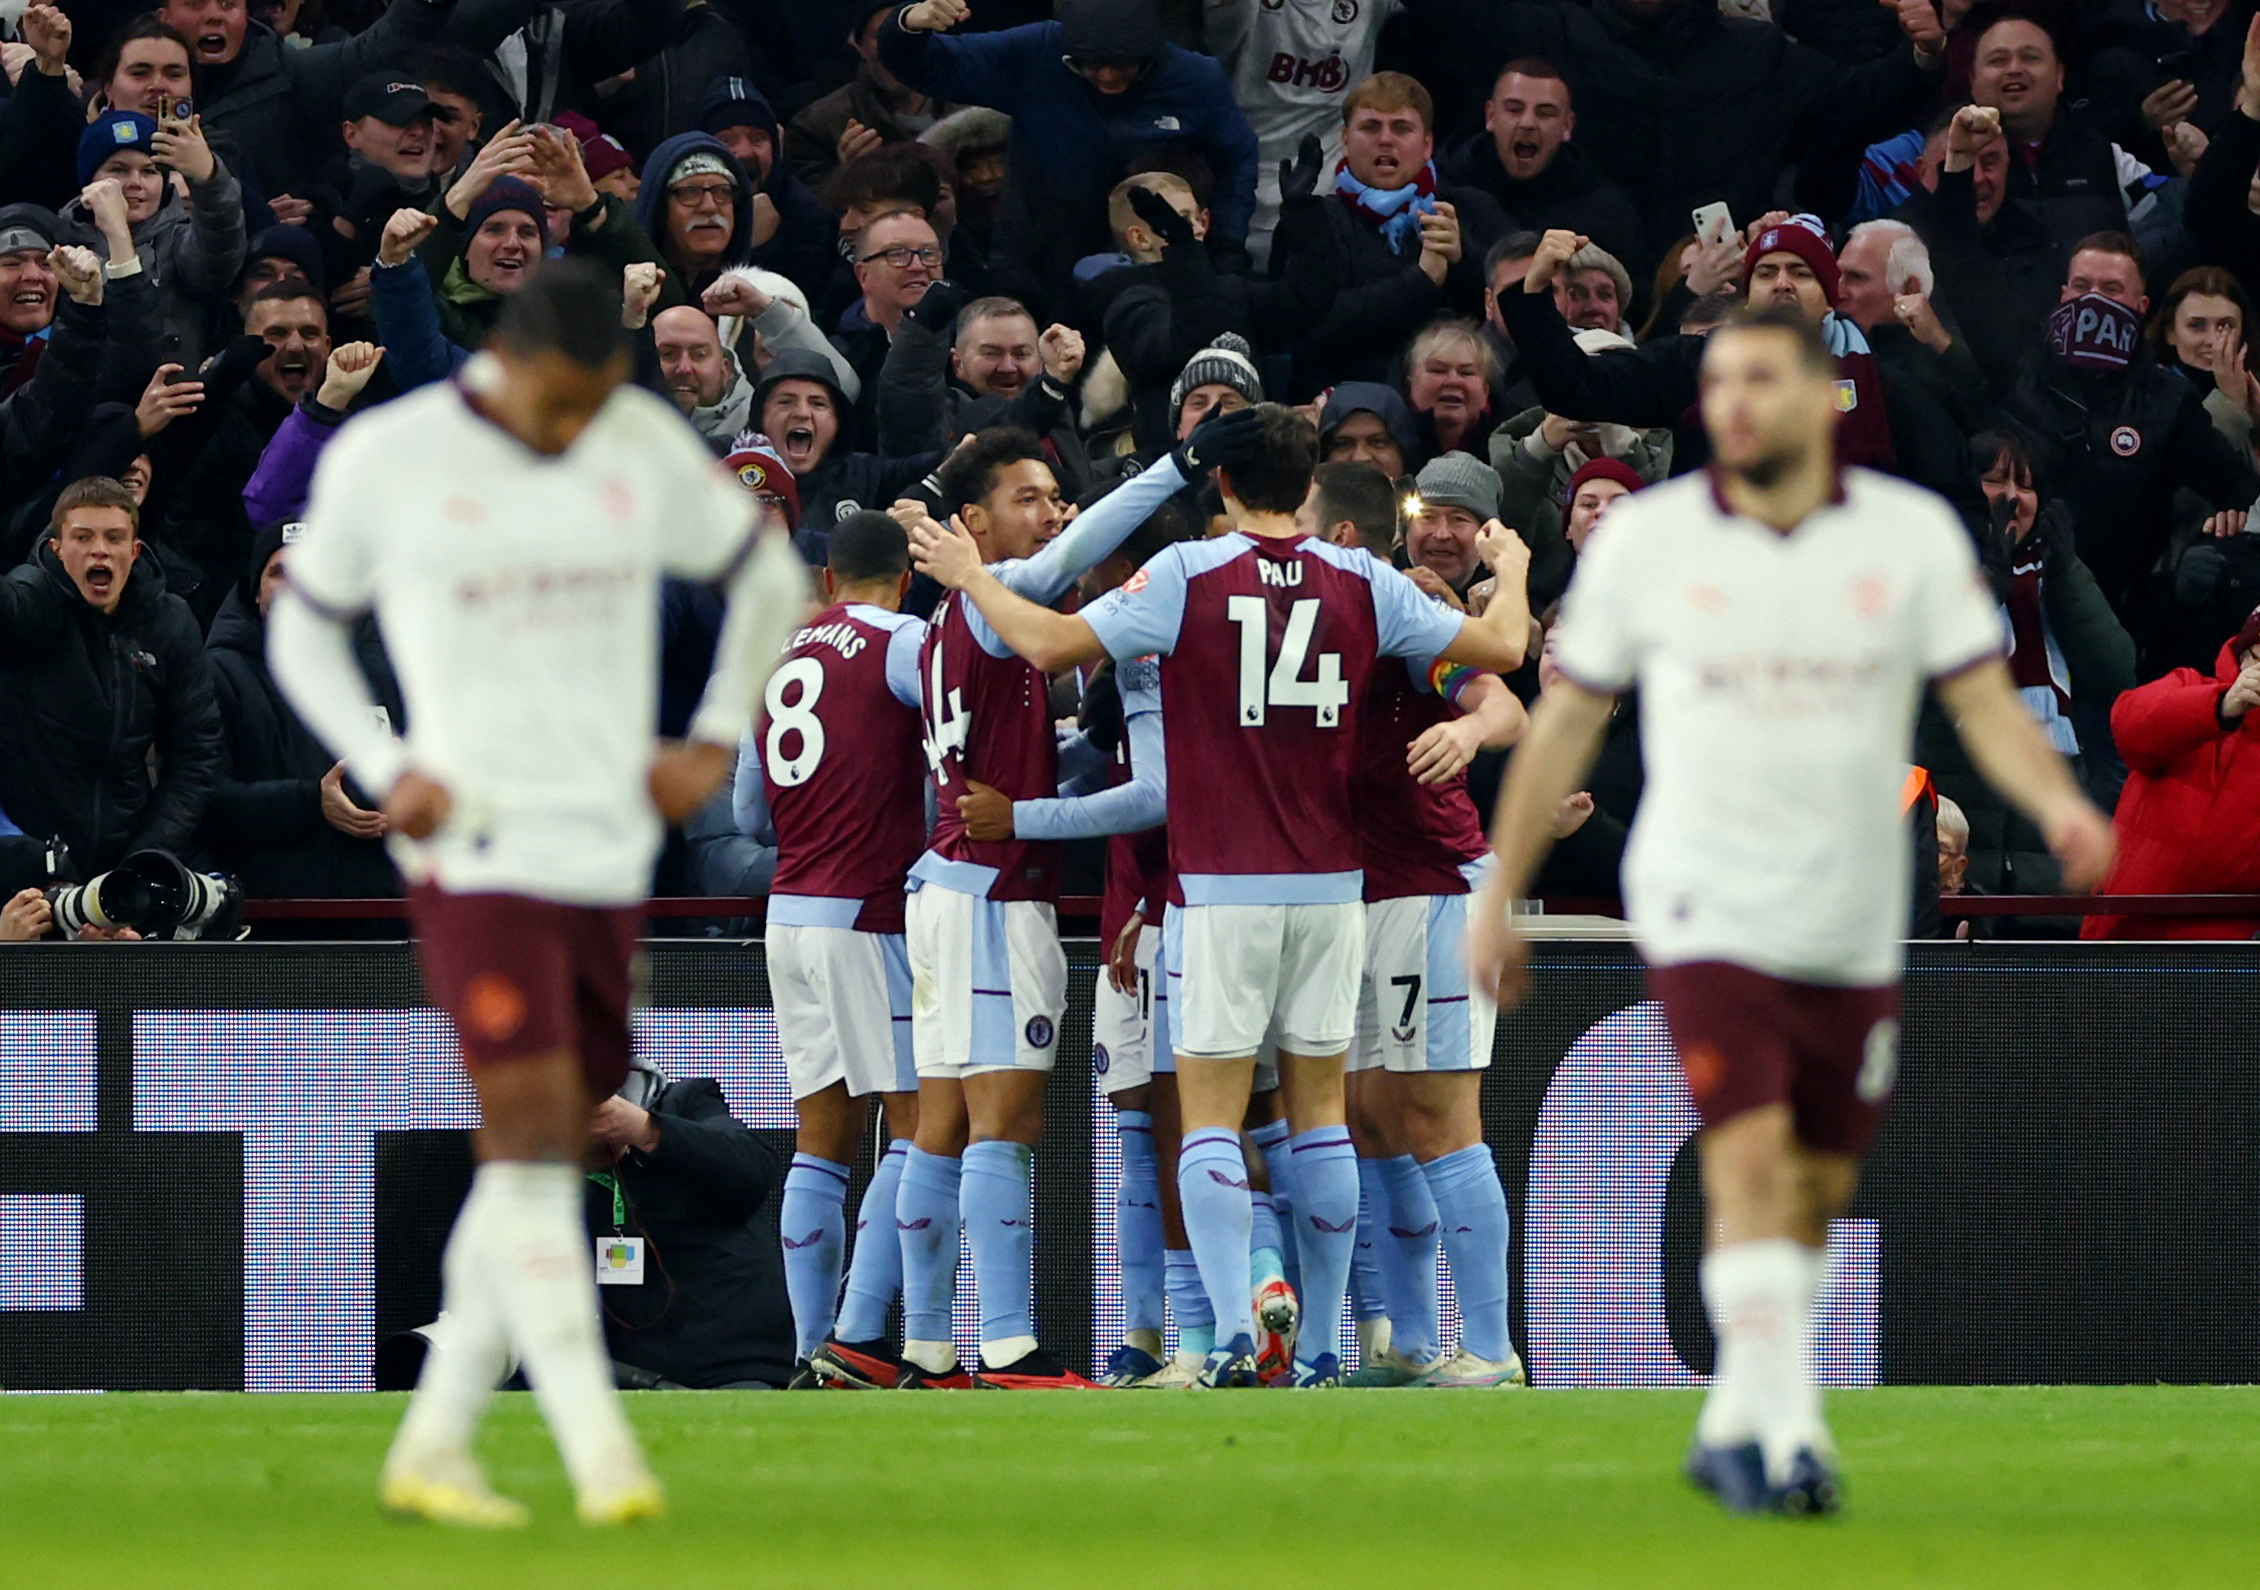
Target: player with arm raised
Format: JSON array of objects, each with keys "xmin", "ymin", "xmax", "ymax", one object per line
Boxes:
[
  {"xmin": 949, "ymin": 503, "xmax": 1193, "ymax": 1386},
  {"xmin": 897, "ymin": 415, "xmax": 1256, "ymax": 1390},
  {"xmin": 738, "ymin": 509, "xmax": 932, "ymax": 1393},
  {"xmin": 910, "ymin": 403, "xmax": 1526, "ymax": 1388},
  {"xmin": 1303, "ymin": 462, "xmax": 1534, "ymax": 1389},
  {"xmin": 268, "ymin": 261, "xmax": 810, "ymax": 1526},
  {"xmin": 1467, "ymin": 305, "xmax": 2115, "ymax": 1514}
]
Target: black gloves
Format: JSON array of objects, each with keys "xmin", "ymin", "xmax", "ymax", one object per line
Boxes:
[
  {"xmin": 1171, "ymin": 404, "xmax": 1267, "ymax": 476},
  {"xmin": 1126, "ymin": 183, "xmax": 1196, "ymax": 252},
  {"xmin": 1279, "ymin": 133, "xmax": 1326, "ymax": 204},
  {"xmin": 902, "ymin": 278, "xmax": 969, "ymax": 334}
]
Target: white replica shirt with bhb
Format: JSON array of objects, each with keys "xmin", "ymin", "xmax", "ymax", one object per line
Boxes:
[
  {"xmin": 286, "ymin": 358, "xmax": 785, "ymax": 906},
  {"xmin": 1551, "ymin": 467, "xmax": 2001, "ymax": 987}
]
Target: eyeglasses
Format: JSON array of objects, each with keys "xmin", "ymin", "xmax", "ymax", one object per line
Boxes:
[
  {"xmin": 859, "ymin": 244, "xmax": 944, "ymax": 270},
  {"xmin": 669, "ymin": 182, "xmax": 735, "ymax": 209},
  {"xmin": 1063, "ymin": 55, "xmax": 1148, "ymax": 82}
]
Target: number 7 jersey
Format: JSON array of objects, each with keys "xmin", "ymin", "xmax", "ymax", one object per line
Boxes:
[{"xmin": 1082, "ymin": 532, "xmax": 1466, "ymax": 906}]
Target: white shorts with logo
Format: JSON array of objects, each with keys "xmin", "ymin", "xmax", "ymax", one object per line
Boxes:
[
  {"xmin": 1174, "ymin": 901, "xmax": 1365, "ymax": 1062},
  {"xmin": 768, "ymin": 922, "xmax": 917, "ymax": 1100},
  {"xmin": 1092, "ymin": 922, "xmax": 1155, "ymax": 1094},
  {"xmin": 1351, "ymin": 890, "xmax": 1499, "ymax": 1074},
  {"xmin": 906, "ymin": 885, "xmax": 1067, "ymax": 1077}
]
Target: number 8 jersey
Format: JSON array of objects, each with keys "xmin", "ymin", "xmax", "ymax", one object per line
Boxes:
[
  {"xmin": 1082, "ymin": 532, "xmax": 1465, "ymax": 905},
  {"xmin": 761, "ymin": 601, "xmax": 929, "ymax": 933}
]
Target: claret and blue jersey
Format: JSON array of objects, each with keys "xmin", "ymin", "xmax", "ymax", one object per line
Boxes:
[{"xmin": 1082, "ymin": 531, "xmax": 1465, "ymax": 905}]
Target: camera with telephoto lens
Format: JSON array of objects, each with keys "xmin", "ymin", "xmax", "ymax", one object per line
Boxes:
[{"xmin": 45, "ymin": 848, "xmax": 246, "ymax": 941}]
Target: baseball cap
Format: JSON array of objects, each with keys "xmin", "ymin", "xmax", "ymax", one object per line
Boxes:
[{"xmin": 343, "ymin": 74, "xmax": 439, "ymax": 127}]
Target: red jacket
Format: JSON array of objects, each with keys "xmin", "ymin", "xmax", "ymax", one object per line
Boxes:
[{"xmin": 2084, "ymin": 643, "xmax": 2260, "ymax": 940}]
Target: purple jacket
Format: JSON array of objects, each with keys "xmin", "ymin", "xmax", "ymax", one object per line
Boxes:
[{"xmin": 241, "ymin": 398, "xmax": 347, "ymax": 529}]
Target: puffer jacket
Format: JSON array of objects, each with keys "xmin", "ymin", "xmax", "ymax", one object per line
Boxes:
[
  {"xmin": 2084, "ymin": 638, "xmax": 2260, "ymax": 939},
  {"xmin": 200, "ymin": 587, "xmax": 399, "ymax": 898},
  {"xmin": 0, "ymin": 541, "xmax": 223, "ymax": 875},
  {"xmin": 61, "ymin": 163, "xmax": 247, "ymax": 373}
]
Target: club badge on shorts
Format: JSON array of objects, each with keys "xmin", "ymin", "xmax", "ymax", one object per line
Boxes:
[{"xmin": 1025, "ymin": 1015, "xmax": 1056, "ymax": 1049}]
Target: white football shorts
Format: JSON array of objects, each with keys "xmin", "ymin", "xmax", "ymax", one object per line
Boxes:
[
  {"xmin": 906, "ymin": 884, "xmax": 1067, "ymax": 1077},
  {"xmin": 1174, "ymin": 901, "xmax": 1364, "ymax": 1062},
  {"xmin": 1351, "ymin": 891, "xmax": 1498, "ymax": 1074},
  {"xmin": 1092, "ymin": 921, "xmax": 1155, "ymax": 1095},
  {"xmin": 768, "ymin": 923, "xmax": 916, "ymax": 1100}
]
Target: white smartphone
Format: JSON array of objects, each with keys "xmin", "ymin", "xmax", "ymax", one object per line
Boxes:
[{"xmin": 1691, "ymin": 201, "xmax": 1736, "ymax": 249}]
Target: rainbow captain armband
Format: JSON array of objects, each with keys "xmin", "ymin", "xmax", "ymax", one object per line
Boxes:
[{"xmin": 1426, "ymin": 656, "xmax": 1482, "ymax": 705}]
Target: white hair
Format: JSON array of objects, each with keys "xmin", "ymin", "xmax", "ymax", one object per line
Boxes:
[
  {"xmin": 1936, "ymin": 794, "xmax": 1969, "ymax": 852},
  {"xmin": 1847, "ymin": 219, "xmax": 1934, "ymax": 298}
]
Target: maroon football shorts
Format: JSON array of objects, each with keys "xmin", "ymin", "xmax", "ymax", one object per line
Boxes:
[
  {"xmin": 1647, "ymin": 961, "xmax": 1901, "ymax": 1158},
  {"xmin": 409, "ymin": 884, "xmax": 642, "ymax": 1096}
]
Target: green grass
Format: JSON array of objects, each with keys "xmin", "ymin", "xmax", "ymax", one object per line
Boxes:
[{"xmin": 1, "ymin": 1387, "xmax": 2253, "ymax": 1587}]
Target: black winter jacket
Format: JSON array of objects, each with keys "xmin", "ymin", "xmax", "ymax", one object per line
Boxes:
[
  {"xmin": 586, "ymin": 1077, "xmax": 792, "ymax": 1390},
  {"xmin": 1274, "ymin": 182, "xmax": 1504, "ymax": 396},
  {"xmin": 1898, "ymin": 164, "xmax": 2062, "ymax": 395},
  {"xmin": 1440, "ymin": 134, "xmax": 1651, "ymax": 282},
  {"xmin": 200, "ymin": 589, "xmax": 399, "ymax": 898},
  {"xmin": 1997, "ymin": 353, "xmax": 2260, "ymax": 613},
  {"xmin": 0, "ymin": 543, "xmax": 223, "ymax": 875}
]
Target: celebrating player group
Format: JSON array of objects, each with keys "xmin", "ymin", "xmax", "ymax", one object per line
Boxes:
[{"xmin": 278, "ymin": 266, "xmax": 2112, "ymax": 1526}]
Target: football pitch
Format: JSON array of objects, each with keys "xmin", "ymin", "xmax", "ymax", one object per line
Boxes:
[{"xmin": 5, "ymin": 1386, "xmax": 2254, "ymax": 1587}]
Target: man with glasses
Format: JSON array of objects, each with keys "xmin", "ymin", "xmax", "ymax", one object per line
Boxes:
[
  {"xmin": 834, "ymin": 210, "xmax": 946, "ymax": 434},
  {"xmin": 879, "ymin": 0, "xmax": 1259, "ymax": 300}
]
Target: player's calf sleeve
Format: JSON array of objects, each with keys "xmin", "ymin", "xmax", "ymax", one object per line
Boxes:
[
  {"xmin": 480, "ymin": 1162, "xmax": 643, "ymax": 1494},
  {"xmin": 1164, "ymin": 1248, "xmax": 1215, "ymax": 1358},
  {"xmin": 1250, "ymin": 1117, "xmax": 1298, "ymax": 1291},
  {"xmin": 1350, "ymin": 1159, "xmax": 1390, "ymax": 1325},
  {"xmin": 1421, "ymin": 1145, "xmax": 1511, "ymax": 1363},
  {"xmin": 1115, "ymin": 1111, "xmax": 1166, "ymax": 1336},
  {"xmin": 390, "ymin": 1167, "xmax": 511, "ymax": 1465},
  {"xmin": 1177, "ymin": 1128, "xmax": 1257, "ymax": 1347},
  {"xmin": 961, "ymin": 1140, "xmax": 1037, "ymax": 1361},
  {"xmin": 1377, "ymin": 1155, "xmax": 1441, "ymax": 1363},
  {"xmin": 834, "ymin": 1141, "xmax": 909, "ymax": 1345},
  {"xmin": 781, "ymin": 1154, "xmax": 850, "ymax": 1360},
  {"xmin": 895, "ymin": 1147, "xmax": 963, "ymax": 1371},
  {"xmin": 1249, "ymin": 1191, "xmax": 1286, "ymax": 1289},
  {"xmin": 1698, "ymin": 1238, "xmax": 1821, "ymax": 1477},
  {"xmin": 1290, "ymin": 1128, "xmax": 1359, "ymax": 1366}
]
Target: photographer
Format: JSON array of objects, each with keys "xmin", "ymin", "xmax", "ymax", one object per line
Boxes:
[
  {"xmin": 585, "ymin": 1064, "xmax": 794, "ymax": 1391},
  {"xmin": 0, "ymin": 476, "xmax": 223, "ymax": 881}
]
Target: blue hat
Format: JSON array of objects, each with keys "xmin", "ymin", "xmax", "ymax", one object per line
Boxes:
[{"xmin": 78, "ymin": 111, "xmax": 158, "ymax": 187}]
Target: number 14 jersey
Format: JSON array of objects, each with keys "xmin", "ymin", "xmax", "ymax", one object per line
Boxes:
[{"xmin": 1083, "ymin": 532, "xmax": 1464, "ymax": 907}]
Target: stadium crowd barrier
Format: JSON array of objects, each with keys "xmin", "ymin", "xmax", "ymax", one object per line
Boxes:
[{"xmin": 0, "ymin": 934, "xmax": 2253, "ymax": 1392}]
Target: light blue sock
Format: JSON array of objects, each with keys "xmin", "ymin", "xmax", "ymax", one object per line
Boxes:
[
  {"xmin": 961, "ymin": 1139, "xmax": 1037, "ymax": 1356},
  {"xmin": 835, "ymin": 1139, "xmax": 909, "ymax": 1343},
  {"xmin": 1116, "ymin": 1110, "xmax": 1166, "ymax": 1335},
  {"xmin": 1292, "ymin": 1127, "xmax": 1359, "ymax": 1367},
  {"xmin": 895, "ymin": 1146, "xmax": 962, "ymax": 1350},
  {"xmin": 1351, "ymin": 1158, "xmax": 1390, "ymax": 1323},
  {"xmin": 1249, "ymin": 1191, "xmax": 1286, "ymax": 1290},
  {"xmin": 780, "ymin": 1154, "xmax": 850, "ymax": 1360},
  {"xmin": 1379, "ymin": 1154, "xmax": 1441, "ymax": 1363},
  {"xmin": 1251, "ymin": 1117, "xmax": 1299, "ymax": 1295},
  {"xmin": 1164, "ymin": 1247, "xmax": 1214, "ymax": 1358},
  {"xmin": 1177, "ymin": 1127, "xmax": 1255, "ymax": 1349},
  {"xmin": 1424, "ymin": 1144, "xmax": 1512, "ymax": 1363}
]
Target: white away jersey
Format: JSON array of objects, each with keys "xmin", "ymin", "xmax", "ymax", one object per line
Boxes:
[
  {"xmin": 288, "ymin": 370, "xmax": 764, "ymax": 905},
  {"xmin": 1552, "ymin": 468, "xmax": 2001, "ymax": 985}
]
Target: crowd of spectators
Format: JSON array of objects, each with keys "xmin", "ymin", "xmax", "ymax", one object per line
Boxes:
[{"xmin": 0, "ymin": 0, "xmax": 2257, "ymax": 939}]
